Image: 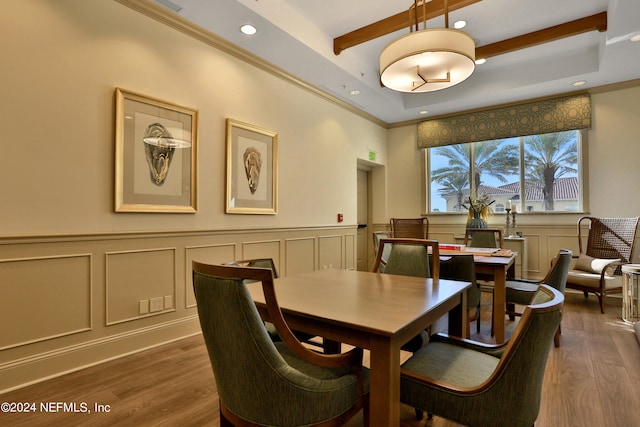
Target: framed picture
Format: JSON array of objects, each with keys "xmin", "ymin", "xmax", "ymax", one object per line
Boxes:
[
  {"xmin": 225, "ymin": 119, "xmax": 278, "ymax": 214},
  {"xmin": 114, "ymin": 88, "xmax": 198, "ymax": 213}
]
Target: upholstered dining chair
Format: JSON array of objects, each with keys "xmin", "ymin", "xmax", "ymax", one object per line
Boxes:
[
  {"xmin": 372, "ymin": 238, "xmax": 439, "ymax": 281},
  {"xmin": 505, "ymin": 249, "xmax": 572, "ymax": 347},
  {"xmin": 224, "ymin": 258, "xmax": 323, "ymax": 351},
  {"xmin": 372, "ymin": 231, "xmax": 391, "ymax": 271},
  {"xmin": 463, "ymin": 227, "xmax": 504, "ymax": 249},
  {"xmin": 372, "ymin": 238, "xmax": 440, "ymax": 353},
  {"xmin": 439, "ymin": 254, "xmax": 481, "ymax": 337},
  {"xmin": 192, "ymin": 261, "xmax": 369, "ymax": 426},
  {"xmin": 390, "ymin": 217, "xmax": 429, "ymax": 239},
  {"xmin": 565, "ymin": 216, "xmax": 639, "ymax": 313},
  {"xmin": 400, "ymin": 284, "xmax": 564, "ymax": 427},
  {"xmin": 464, "ymin": 228, "xmax": 504, "ymax": 297}
]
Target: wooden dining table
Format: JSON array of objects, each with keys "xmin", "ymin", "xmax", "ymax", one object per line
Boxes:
[{"xmin": 248, "ymin": 268, "xmax": 471, "ymax": 427}]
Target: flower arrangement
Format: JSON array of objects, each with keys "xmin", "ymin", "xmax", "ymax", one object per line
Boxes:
[{"xmin": 462, "ymin": 194, "xmax": 495, "ymax": 222}]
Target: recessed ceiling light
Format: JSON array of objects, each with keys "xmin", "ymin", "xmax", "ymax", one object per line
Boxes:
[
  {"xmin": 453, "ymin": 20, "xmax": 467, "ymax": 29},
  {"xmin": 572, "ymin": 80, "xmax": 587, "ymax": 87},
  {"xmin": 240, "ymin": 24, "xmax": 257, "ymax": 35},
  {"xmin": 475, "ymin": 58, "xmax": 487, "ymax": 65},
  {"xmin": 350, "ymin": 90, "xmax": 361, "ymax": 96},
  {"xmin": 419, "ymin": 110, "xmax": 429, "ymax": 115},
  {"xmin": 630, "ymin": 34, "xmax": 640, "ymax": 42}
]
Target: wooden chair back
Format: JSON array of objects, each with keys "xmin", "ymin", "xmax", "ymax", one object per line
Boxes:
[{"xmin": 390, "ymin": 218, "xmax": 428, "ymax": 239}]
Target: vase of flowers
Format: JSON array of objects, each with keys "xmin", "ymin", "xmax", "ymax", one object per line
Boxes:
[{"xmin": 462, "ymin": 194, "xmax": 494, "ymax": 229}]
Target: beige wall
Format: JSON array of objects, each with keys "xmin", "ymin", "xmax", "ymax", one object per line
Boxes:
[
  {"xmin": 0, "ymin": 0, "xmax": 388, "ymax": 235},
  {"xmin": 0, "ymin": 0, "xmax": 380, "ymax": 392},
  {"xmin": 2, "ymin": 0, "xmax": 640, "ymax": 392}
]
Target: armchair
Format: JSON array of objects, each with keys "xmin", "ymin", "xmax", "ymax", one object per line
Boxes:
[
  {"xmin": 565, "ymin": 216, "xmax": 639, "ymax": 313},
  {"xmin": 192, "ymin": 262, "xmax": 369, "ymax": 426},
  {"xmin": 505, "ymin": 249, "xmax": 572, "ymax": 346},
  {"xmin": 400, "ymin": 285, "xmax": 564, "ymax": 427},
  {"xmin": 464, "ymin": 227, "xmax": 504, "ymax": 249},
  {"xmin": 372, "ymin": 238, "xmax": 440, "ymax": 353}
]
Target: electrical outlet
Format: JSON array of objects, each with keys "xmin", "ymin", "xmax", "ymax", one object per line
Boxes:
[
  {"xmin": 150, "ymin": 297, "xmax": 163, "ymax": 312},
  {"xmin": 164, "ymin": 295, "xmax": 173, "ymax": 309},
  {"xmin": 139, "ymin": 299, "xmax": 149, "ymax": 315}
]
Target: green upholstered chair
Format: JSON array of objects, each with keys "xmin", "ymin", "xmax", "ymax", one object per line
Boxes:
[
  {"xmin": 390, "ymin": 217, "xmax": 429, "ymax": 239},
  {"xmin": 193, "ymin": 262, "xmax": 369, "ymax": 426},
  {"xmin": 465, "ymin": 227, "xmax": 505, "ymax": 336},
  {"xmin": 565, "ymin": 216, "xmax": 639, "ymax": 313},
  {"xmin": 372, "ymin": 231, "xmax": 391, "ymax": 271},
  {"xmin": 372, "ymin": 238, "xmax": 439, "ymax": 279},
  {"xmin": 506, "ymin": 249, "xmax": 572, "ymax": 347},
  {"xmin": 371, "ymin": 238, "xmax": 440, "ymax": 353},
  {"xmin": 439, "ymin": 254, "xmax": 481, "ymax": 336},
  {"xmin": 400, "ymin": 284, "xmax": 564, "ymax": 427},
  {"xmin": 464, "ymin": 227, "xmax": 504, "ymax": 249}
]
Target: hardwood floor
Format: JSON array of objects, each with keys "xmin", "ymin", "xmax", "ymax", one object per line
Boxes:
[{"xmin": 2, "ymin": 290, "xmax": 639, "ymax": 426}]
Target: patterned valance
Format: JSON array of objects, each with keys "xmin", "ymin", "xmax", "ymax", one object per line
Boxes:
[{"xmin": 417, "ymin": 93, "xmax": 591, "ymax": 149}]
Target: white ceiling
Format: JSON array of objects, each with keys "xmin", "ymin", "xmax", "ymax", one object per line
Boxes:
[{"xmin": 153, "ymin": 0, "xmax": 640, "ymax": 125}]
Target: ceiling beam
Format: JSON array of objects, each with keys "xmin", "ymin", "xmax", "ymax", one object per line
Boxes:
[
  {"xmin": 333, "ymin": 0, "xmax": 481, "ymax": 55},
  {"xmin": 476, "ymin": 12, "xmax": 607, "ymax": 59}
]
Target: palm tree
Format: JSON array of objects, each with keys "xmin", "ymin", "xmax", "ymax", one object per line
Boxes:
[
  {"xmin": 436, "ymin": 172, "xmax": 468, "ymax": 211},
  {"xmin": 524, "ymin": 132, "xmax": 577, "ymax": 210},
  {"xmin": 432, "ymin": 140, "xmax": 518, "ymax": 203}
]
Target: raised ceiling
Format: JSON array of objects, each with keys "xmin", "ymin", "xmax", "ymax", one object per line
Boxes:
[{"xmin": 149, "ymin": 0, "xmax": 640, "ymax": 125}]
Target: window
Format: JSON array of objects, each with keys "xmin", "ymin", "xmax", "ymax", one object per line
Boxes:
[{"xmin": 428, "ymin": 130, "xmax": 583, "ymax": 214}]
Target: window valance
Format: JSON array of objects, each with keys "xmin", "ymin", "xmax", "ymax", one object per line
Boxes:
[{"xmin": 417, "ymin": 93, "xmax": 591, "ymax": 149}]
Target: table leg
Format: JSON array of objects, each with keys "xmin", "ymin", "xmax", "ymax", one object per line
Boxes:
[
  {"xmin": 493, "ymin": 265, "xmax": 506, "ymax": 343},
  {"xmin": 368, "ymin": 337, "xmax": 400, "ymax": 427},
  {"xmin": 447, "ymin": 292, "xmax": 468, "ymax": 338}
]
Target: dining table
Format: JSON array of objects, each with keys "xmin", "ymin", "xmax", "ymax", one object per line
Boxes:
[{"xmin": 248, "ymin": 268, "xmax": 471, "ymax": 427}]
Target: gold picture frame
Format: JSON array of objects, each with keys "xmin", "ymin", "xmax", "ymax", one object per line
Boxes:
[
  {"xmin": 225, "ymin": 119, "xmax": 278, "ymax": 214},
  {"xmin": 115, "ymin": 88, "xmax": 198, "ymax": 213}
]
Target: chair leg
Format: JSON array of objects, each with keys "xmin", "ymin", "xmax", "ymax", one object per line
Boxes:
[
  {"xmin": 506, "ymin": 302, "xmax": 516, "ymax": 321},
  {"xmin": 599, "ymin": 292, "xmax": 606, "ymax": 314},
  {"xmin": 476, "ymin": 307, "xmax": 481, "ymax": 334},
  {"xmin": 363, "ymin": 396, "xmax": 370, "ymax": 427},
  {"xmin": 220, "ymin": 408, "xmax": 233, "ymax": 427},
  {"xmin": 554, "ymin": 324, "xmax": 561, "ymax": 347},
  {"xmin": 415, "ymin": 408, "xmax": 424, "ymax": 420}
]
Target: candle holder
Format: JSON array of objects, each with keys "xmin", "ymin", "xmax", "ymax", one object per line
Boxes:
[
  {"xmin": 505, "ymin": 208, "xmax": 512, "ymax": 237},
  {"xmin": 511, "ymin": 209, "xmax": 517, "ymax": 237}
]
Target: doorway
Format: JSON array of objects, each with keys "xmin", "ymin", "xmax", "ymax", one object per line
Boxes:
[{"xmin": 356, "ymin": 169, "xmax": 369, "ymax": 271}]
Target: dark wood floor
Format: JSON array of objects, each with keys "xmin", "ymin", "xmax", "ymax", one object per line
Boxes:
[{"xmin": 2, "ymin": 291, "xmax": 639, "ymax": 426}]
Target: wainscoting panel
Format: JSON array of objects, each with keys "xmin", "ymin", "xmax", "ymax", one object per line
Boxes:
[
  {"xmin": 318, "ymin": 235, "xmax": 343, "ymax": 270},
  {"xmin": 241, "ymin": 239, "xmax": 281, "ymax": 269},
  {"xmin": 105, "ymin": 248, "xmax": 176, "ymax": 325},
  {"xmin": 0, "ymin": 254, "xmax": 92, "ymax": 350},
  {"xmin": 184, "ymin": 243, "xmax": 237, "ymax": 308},
  {"xmin": 284, "ymin": 237, "xmax": 315, "ymax": 276},
  {"xmin": 345, "ymin": 233, "xmax": 356, "ymax": 270},
  {"xmin": 0, "ymin": 226, "xmax": 357, "ymax": 393}
]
